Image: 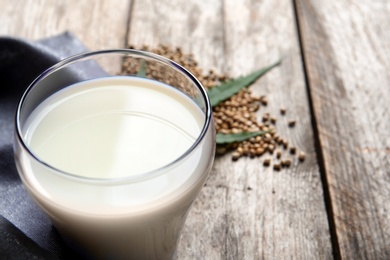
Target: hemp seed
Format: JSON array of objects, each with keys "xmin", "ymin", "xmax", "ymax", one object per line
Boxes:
[
  {"xmin": 280, "ymin": 107, "xmax": 287, "ymax": 115},
  {"xmin": 273, "ymin": 163, "xmax": 281, "ymax": 171},
  {"xmin": 290, "ymin": 146, "xmax": 297, "ymax": 155},
  {"xmin": 288, "ymin": 120, "xmax": 296, "ymax": 127},
  {"xmin": 281, "ymin": 158, "xmax": 292, "ymax": 167},
  {"xmin": 298, "ymin": 151, "xmax": 306, "ymax": 162},
  {"xmin": 263, "ymin": 158, "xmax": 271, "ymax": 167}
]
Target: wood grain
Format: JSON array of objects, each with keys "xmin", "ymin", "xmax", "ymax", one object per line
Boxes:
[
  {"xmin": 295, "ymin": 0, "xmax": 390, "ymax": 259},
  {"xmin": 128, "ymin": 0, "xmax": 332, "ymax": 259},
  {"xmin": 0, "ymin": 0, "xmax": 131, "ymax": 50}
]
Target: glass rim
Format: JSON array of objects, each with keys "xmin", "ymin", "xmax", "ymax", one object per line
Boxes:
[{"xmin": 15, "ymin": 49, "xmax": 213, "ymax": 184}]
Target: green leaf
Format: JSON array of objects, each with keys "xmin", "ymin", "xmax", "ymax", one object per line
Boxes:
[
  {"xmin": 216, "ymin": 131, "xmax": 267, "ymax": 144},
  {"xmin": 136, "ymin": 60, "xmax": 146, "ymax": 77},
  {"xmin": 207, "ymin": 60, "xmax": 281, "ymax": 107}
]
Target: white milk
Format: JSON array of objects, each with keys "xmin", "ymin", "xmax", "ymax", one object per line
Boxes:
[{"xmin": 17, "ymin": 77, "xmax": 215, "ymax": 259}]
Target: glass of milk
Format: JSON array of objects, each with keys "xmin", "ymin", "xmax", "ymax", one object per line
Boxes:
[{"xmin": 14, "ymin": 49, "xmax": 215, "ymax": 259}]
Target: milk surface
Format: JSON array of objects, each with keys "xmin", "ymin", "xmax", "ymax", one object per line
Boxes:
[{"xmin": 24, "ymin": 76, "xmax": 202, "ymax": 178}]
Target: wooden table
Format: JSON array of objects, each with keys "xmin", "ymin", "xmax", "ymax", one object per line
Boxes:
[{"xmin": 1, "ymin": 0, "xmax": 389, "ymax": 259}]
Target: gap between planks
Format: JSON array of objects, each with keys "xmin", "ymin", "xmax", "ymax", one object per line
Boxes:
[{"xmin": 292, "ymin": 0, "xmax": 342, "ymax": 259}]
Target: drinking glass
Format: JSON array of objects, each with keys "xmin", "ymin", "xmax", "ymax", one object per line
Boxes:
[{"xmin": 14, "ymin": 49, "xmax": 215, "ymax": 259}]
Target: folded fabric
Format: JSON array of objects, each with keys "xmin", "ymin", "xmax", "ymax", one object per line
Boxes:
[
  {"xmin": 0, "ymin": 215, "xmax": 57, "ymax": 259},
  {"xmin": 0, "ymin": 32, "xmax": 89, "ymax": 258}
]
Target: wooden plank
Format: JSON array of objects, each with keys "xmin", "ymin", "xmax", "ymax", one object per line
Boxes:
[
  {"xmin": 127, "ymin": 0, "xmax": 332, "ymax": 259},
  {"xmin": 295, "ymin": 0, "xmax": 390, "ymax": 259},
  {"xmin": 0, "ymin": 0, "xmax": 131, "ymax": 50}
]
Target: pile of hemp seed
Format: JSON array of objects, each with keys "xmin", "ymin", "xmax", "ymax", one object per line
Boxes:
[{"xmin": 121, "ymin": 44, "xmax": 305, "ymax": 170}]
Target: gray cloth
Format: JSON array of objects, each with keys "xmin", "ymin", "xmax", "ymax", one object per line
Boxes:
[{"xmin": 0, "ymin": 32, "xmax": 88, "ymax": 258}]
